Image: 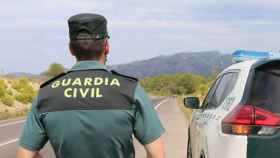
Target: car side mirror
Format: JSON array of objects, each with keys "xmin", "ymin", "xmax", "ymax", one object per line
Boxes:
[{"xmin": 183, "ymin": 97, "xmax": 200, "ymax": 109}]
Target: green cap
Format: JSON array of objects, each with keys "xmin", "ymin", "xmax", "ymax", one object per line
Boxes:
[{"xmin": 68, "ymin": 13, "xmax": 109, "ymax": 41}]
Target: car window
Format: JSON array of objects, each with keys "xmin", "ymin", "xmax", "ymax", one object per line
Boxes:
[
  {"xmin": 202, "ymin": 77, "xmax": 222, "ymax": 108},
  {"xmin": 249, "ymin": 68, "xmax": 280, "ymax": 113},
  {"xmin": 204, "ymin": 72, "xmax": 239, "ymax": 109}
]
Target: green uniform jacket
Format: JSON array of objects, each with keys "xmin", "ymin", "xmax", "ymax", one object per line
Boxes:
[{"xmin": 19, "ymin": 61, "xmax": 165, "ymax": 158}]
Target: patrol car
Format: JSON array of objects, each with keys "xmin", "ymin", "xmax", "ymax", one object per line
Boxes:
[{"xmin": 184, "ymin": 50, "xmax": 280, "ymax": 158}]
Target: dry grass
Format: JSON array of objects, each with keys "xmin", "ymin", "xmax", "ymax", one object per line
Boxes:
[{"xmin": 0, "ymin": 103, "xmax": 31, "ymax": 120}]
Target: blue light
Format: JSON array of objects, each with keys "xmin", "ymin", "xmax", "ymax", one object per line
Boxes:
[{"xmin": 232, "ymin": 50, "xmax": 279, "ymax": 63}]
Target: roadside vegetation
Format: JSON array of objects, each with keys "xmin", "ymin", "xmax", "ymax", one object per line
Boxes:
[
  {"xmin": 0, "ymin": 62, "xmax": 215, "ymax": 120},
  {"xmin": 141, "ymin": 73, "xmax": 214, "ymax": 97},
  {"xmin": 0, "ymin": 63, "xmax": 66, "ymax": 120},
  {"xmin": 141, "ymin": 73, "xmax": 216, "ymax": 120},
  {"xmin": 0, "ymin": 77, "xmax": 39, "ymax": 120}
]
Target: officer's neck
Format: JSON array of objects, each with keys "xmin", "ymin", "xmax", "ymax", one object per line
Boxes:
[{"xmin": 76, "ymin": 59, "xmax": 105, "ymax": 65}]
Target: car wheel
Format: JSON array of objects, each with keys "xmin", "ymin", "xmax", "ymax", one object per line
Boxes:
[{"xmin": 187, "ymin": 137, "xmax": 192, "ymax": 158}]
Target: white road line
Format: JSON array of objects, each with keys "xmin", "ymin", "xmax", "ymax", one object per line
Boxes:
[
  {"xmin": 154, "ymin": 99, "xmax": 169, "ymax": 110},
  {"xmin": 0, "ymin": 120, "xmax": 26, "ymax": 128},
  {"xmin": 0, "ymin": 138, "xmax": 19, "ymax": 148}
]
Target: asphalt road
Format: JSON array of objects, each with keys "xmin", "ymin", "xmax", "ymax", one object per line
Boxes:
[
  {"xmin": 134, "ymin": 98, "xmax": 188, "ymax": 158},
  {"xmin": 0, "ymin": 97, "xmax": 188, "ymax": 158}
]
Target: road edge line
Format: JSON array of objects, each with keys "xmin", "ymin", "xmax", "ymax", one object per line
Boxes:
[
  {"xmin": 0, "ymin": 120, "xmax": 26, "ymax": 128},
  {"xmin": 0, "ymin": 138, "xmax": 19, "ymax": 148},
  {"xmin": 155, "ymin": 99, "xmax": 169, "ymax": 110}
]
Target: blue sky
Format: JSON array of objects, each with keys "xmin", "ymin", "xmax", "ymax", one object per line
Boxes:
[{"xmin": 1, "ymin": 0, "xmax": 280, "ymax": 74}]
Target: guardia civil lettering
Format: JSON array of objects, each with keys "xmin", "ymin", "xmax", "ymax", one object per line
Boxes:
[{"xmin": 51, "ymin": 77, "xmax": 121, "ymax": 98}]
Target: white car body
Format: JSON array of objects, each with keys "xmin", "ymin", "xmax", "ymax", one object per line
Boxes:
[{"xmin": 188, "ymin": 59, "xmax": 280, "ymax": 158}]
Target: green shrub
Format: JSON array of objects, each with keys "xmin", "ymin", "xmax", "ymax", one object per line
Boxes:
[
  {"xmin": 12, "ymin": 78, "xmax": 30, "ymax": 92},
  {"xmin": 197, "ymin": 84, "xmax": 209, "ymax": 96},
  {"xmin": 141, "ymin": 73, "xmax": 211, "ymax": 96},
  {"xmin": 0, "ymin": 79, "xmax": 7, "ymax": 98},
  {"xmin": 12, "ymin": 78, "xmax": 37, "ymax": 104},
  {"xmin": 15, "ymin": 93, "xmax": 36, "ymax": 104},
  {"xmin": 1, "ymin": 95, "xmax": 15, "ymax": 107},
  {"xmin": 6, "ymin": 90, "xmax": 13, "ymax": 96}
]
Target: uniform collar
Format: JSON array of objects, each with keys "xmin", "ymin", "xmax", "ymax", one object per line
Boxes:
[{"xmin": 70, "ymin": 60, "xmax": 108, "ymax": 71}]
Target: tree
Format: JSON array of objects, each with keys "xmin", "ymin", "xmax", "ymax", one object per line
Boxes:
[{"xmin": 45, "ymin": 63, "xmax": 66, "ymax": 77}]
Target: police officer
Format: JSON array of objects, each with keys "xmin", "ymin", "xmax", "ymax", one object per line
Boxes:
[{"xmin": 17, "ymin": 13, "xmax": 165, "ymax": 158}]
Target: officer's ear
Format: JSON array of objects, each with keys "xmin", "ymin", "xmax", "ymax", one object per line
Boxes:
[
  {"xmin": 69, "ymin": 43, "xmax": 75, "ymax": 56},
  {"xmin": 104, "ymin": 39, "xmax": 110, "ymax": 55}
]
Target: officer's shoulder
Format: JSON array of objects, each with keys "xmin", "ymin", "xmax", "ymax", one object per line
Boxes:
[
  {"xmin": 40, "ymin": 72, "xmax": 67, "ymax": 88},
  {"xmin": 111, "ymin": 70, "xmax": 138, "ymax": 82}
]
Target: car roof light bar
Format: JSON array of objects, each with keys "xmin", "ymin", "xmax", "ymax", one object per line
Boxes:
[{"xmin": 232, "ymin": 50, "xmax": 280, "ymax": 63}]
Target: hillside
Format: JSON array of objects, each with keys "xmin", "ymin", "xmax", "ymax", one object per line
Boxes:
[
  {"xmin": 0, "ymin": 78, "xmax": 38, "ymax": 120},
  {"xmin": 111, "ymin": 51, "xmax": 233, "ymax": 78}
]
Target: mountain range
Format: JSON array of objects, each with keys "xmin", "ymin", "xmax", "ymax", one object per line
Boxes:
[
  {"xmin": 6, "ymin": 51, "xmax": 234, "ymax": 79},
  {"xmin": 111, "ymin": 51, "xmax": 233, "ymax": 78}
]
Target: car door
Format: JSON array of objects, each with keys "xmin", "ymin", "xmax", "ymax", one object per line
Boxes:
[
  {"xmin": 204, "ymin": 72, "xmax": 239, "ymax": 158},
  {"xmin": 190, "ymin": 76, "xmax": 222, "ymax": 158},
  {"xmin": 191, "ymin": 71, "xmax": 239, "ymax": 158}
]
